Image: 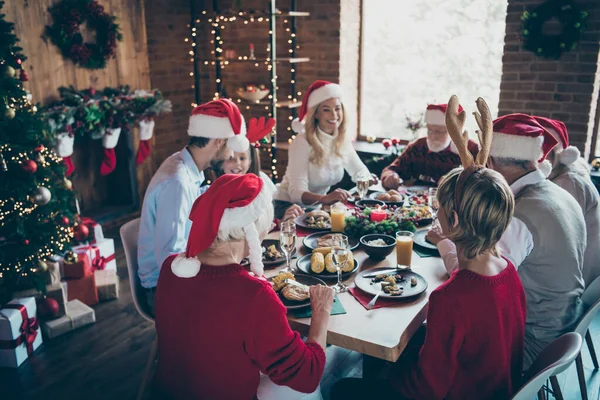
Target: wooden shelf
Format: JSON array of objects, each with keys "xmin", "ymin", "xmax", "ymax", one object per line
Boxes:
[
  {"xmin": 237, "ymin": 99, "xmax": 301, "ymax": 109},
  {"xmin": 214, "ymin": 57, "xmax": 309, "ymax": 64},
  {"xmin": 202, "ymin": 10, "xmax": 309, "ymax": 19}
]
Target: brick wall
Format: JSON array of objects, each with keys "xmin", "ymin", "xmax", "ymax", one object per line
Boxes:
[{"xmin": 499, "ymin": 0, "xmax": 600, "ymax": 158}]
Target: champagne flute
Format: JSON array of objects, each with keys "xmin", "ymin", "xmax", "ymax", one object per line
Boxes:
[
  {"xmin": 428, "ymin": 187, "xmax": 439, "ymax": 222},
  {"xmin": 356, "ymin": 172, "xmax": 371, "ymax": 200},
  {"xmin": 331, "ymin": 234, "xmax": 350, "ymax": 293},
  {"xmin": 280, "ymin": 220, "xmax": 297, "ymax": 273}
]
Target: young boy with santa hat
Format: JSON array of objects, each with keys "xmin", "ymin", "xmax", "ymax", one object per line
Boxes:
[
  {"xmin": 137, "ymin": 99, "xmax": 250, "ymax": 315},
  {"xmin": 534, "ymin": 116, "xmax": 599, "ymax": 286},
  {"xmin": 381, "ymin": 103, "xmax": 479, "ymax": 189}
]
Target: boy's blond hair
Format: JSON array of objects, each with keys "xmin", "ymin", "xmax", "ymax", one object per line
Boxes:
[{"xmin": 437, "ymin": 167, "xmax": 514, "ymax": 260}]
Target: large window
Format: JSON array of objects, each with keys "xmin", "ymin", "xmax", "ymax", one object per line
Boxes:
[{"xmin": 360, "ymin": 0, "xmax": 507, "ymax": 139}]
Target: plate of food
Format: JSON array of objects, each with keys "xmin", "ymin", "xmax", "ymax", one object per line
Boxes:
[
  {"xmin": 303, "ymin": 232, "xmax": 360, "ymax": 251},
  {"xmin": 295, "ymin": 210, "xmax": 331, "ymax": 230},
  {"xmin": 404, "ymin": 185, "xmax": 432, "ymax": 196},
  {"xmin": 354, "ymin": 267, "xmax": 428, "ymax": 299},
  {"xmin": 413, "ymin": 230, "xmax": 438, "ymax": 251},
  {"xmin": 295, "ymin": 250, "xmax": 360, "ymax": 280},
  {"xmin": 269, "ymin": 271, "xmax": 327, "ymax": 309},
  {"xmin": 395, "ymin": 204, "xmax": 433, "ymax": 227},
  {"xmin": 408, "ymin": 193, "xmax": 429, "ymax": 206},
  {"xmin": 241, "ymin": 239, "xmax": 288, "ymax": 268},
  {"xmin": 369, "ymin": 190, "xmax": 406, "ymax": 205}
]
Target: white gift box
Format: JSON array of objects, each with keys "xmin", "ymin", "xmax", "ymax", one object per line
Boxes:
[
  {"xmin": 91, "ymin": 222, "xmax": 104, "ymax": 243},
  {"xmin": 0, "ymin": 297, "xmax": 43, "ymax": 368},
  {"xmin": 55, "ymin": 132, "xmax": 74, "ymax": 157},
  {"xmin": 102, "ymin": 128, "xmax": 121, "ymax": 149},
  {"xmin": 139, "ymin": 119, "xmax": 155, "ymax": 141},
  {"xmin": 72, "ymin": 238, "xmax": 117, "ymax": 272}
]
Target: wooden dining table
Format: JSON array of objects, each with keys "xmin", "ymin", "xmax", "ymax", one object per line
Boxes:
[{"xmin": 263, "ymin": 227, "xmax": 449, "ymax": 363}]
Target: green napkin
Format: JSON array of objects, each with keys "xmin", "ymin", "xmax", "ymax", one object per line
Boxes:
[
  {"xmin": 293, "ymin": 295, "xmax": 346, "ymax": 318},
  {"xmin": 413, "ymin": 246, "xmax": 439, "ymax": 258}
]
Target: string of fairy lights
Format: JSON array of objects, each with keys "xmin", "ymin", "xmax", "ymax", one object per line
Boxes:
[{"xmin": 185, "ymin": 9, "xmax": 306, "ymax": 181}]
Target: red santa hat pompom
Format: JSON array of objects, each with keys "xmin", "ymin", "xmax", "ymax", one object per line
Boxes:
[
  {"xmin": 135, "ymin": 118, "xmax": 155, "ymax": 165},
  {"xmin": 291, "ymin": 80, "xmax": 343, "ymax": 134},
  {"xmin": 425, "ymin": 103, "xmax": 464, "ymax": 126},
  {"xmin": 532, "ymin": 116, "xmax": 580, "ymax": 166},
  {"xmin": 490, "ymin": 113, "xmax": 558, "ymax": 163},
  {"xmin": 171, "ymin": 174, "xmax": 271, "ymax": 279},
  {"xmin": 55, "ymin": 132, "xmax": 75, "ymax": 176},
  {"xmin": 188, "ymin": 99, "xmax": 249, "ymax": 152},
  {"xmin": 99, "ymin": 128, "xmax": 122, "ymax": 176}
]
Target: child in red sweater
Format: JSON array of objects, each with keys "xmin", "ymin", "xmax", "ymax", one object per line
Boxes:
[{"xmin": 333, "ymin": 97, "xmax": 527, "ymax": 400}]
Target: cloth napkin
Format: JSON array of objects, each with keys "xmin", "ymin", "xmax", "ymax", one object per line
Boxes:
[
  {"xmin": 413, "ymin": 246, "xmax": 439, "ymax": 258},
  {"xmin": 348, "ymin": 287, "xmax": 400, "ymax": 310},
  {"xmin": 292, "ymin": 295, "xmax": 346, "ymax": 318}
]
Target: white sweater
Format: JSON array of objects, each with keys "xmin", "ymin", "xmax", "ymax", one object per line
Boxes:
[{"xmin": 274, "ymin": 129, "xmax": 370, "ymax": 205}]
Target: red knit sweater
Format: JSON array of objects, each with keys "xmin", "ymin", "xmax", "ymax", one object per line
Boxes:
[
  {"xmin": 154, "ymin": 256, "xmax": 326, "ymax": 400},
  {"xmin": 381, "ymin": 137, "xmax": 479, "ymax": 184},
  {"xmin": 393, "ymin": 260, "xmax": 526, "ymax": 400}
]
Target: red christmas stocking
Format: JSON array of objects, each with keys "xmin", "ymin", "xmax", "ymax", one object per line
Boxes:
[
  {"xmin": 63, "ymin": 156, "xmax": 75, "ymax": 176},
  {"xmin": 136, "ymin": 140, "xmax": 151, "ymax": 165},
  {"xmin": 135, "ymin": 119, "xmax": 155, "ymax": 165},
  {"xmin": 100, "ymin": 148, "xmax": 117, "ymax": 176}
]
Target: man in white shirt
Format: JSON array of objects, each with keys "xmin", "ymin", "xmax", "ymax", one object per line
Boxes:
[
  {"xmin": 137, "ymin": 99, "xmax": 250, "ymax": 314},
  {"xmin": 428, "ymin": 113, "xmax": 586, "ymax": 369}
]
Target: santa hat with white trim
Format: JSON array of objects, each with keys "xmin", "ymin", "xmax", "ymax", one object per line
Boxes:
[
  {"xmin": 188, "ymin": 98, "xmax": 249, "ymax": 152},
  {"xmin": 490, "ymin": 113, "xmax": 558, "ymax": 163},
  {"xmin": 425, "ymin": 103, "xmax": 464, "ymax": 126},
  {"xmin": 291, "ymin": 80, "xmax": 343, "ymax": 134},
  {"xmin": 532, "ymin": 116, "xmax": 580, "ymax": 166},
  {"xmin": 171, "ymin": 173, "xmax": 268, "ymax": 278}
]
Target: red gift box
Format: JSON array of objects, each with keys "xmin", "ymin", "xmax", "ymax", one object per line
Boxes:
[
  {"xmin": 67, "ymin": 274, "xmax": 98, "ymax": 306},
  {"xmin": 62, "ymin": 253, "xmax": 92, "ymax": 279}
]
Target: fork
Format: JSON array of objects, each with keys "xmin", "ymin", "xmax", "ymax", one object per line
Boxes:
[{"xmin": 366, "ymin": 288, "xmax": 383, "ymax": 310}]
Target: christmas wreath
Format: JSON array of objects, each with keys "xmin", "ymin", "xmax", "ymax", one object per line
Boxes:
[
  {"xmin": 45, "ymin": 0, "xmax": 122, "ymax": 69},
  {"xmin": 521, "ymin": 0, "xmax": 587, "ymax": 59}
]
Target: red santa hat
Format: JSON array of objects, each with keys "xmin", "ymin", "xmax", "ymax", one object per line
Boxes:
[
  {"xmin": 532, "ymin": 116, "xmax": 580, "ymax": 165},
  {"xmin": 187, "ymin": 99, "xmax": 249, "ymax": 152},
  {"xmin": 291, "ymin": 80, "xmax": 343, "ymax": 133},
  {"xmin": 171, "ymin": 174, "xmax": 269, "ymax": 278},
  {"xmin": 425, "ymin": 103, "xmax": 464, "ymax": 126},
  {"xmin": 490, "ymin": 113, "xmax": 558, "ymax": 163}
]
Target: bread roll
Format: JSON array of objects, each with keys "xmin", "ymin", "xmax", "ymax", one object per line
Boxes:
[
  {"xmin": 389, "ymin": 195, "xmax": 402, "ymax": 202},
  {"xmin": 310, "ymin": 252, "xmax": 325, "ymax": 273},
  {"xmin": 377, "ymin": 193, "xmax": 391, "ymax": 201}
]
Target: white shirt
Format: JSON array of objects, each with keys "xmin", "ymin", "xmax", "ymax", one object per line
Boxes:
[
  {"xmin": 274, "ymin": 129, "xmax": 370, "ymax": 205},
  {"xmin": 437, "ymin": 169, "xmax": 542, "ymax": 275},
  {"xmin": 137, "ymin": 148, "xmax": 204, "ymax": 288}
]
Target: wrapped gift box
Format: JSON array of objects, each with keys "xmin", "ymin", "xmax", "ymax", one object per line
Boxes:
[
  {"xmin": 67, "ymin": 274, "xmax": 98, "ymax": 306},
  {"xmin": 41, "ymin": 300, "xmax": 95, "ymax": 340},
  {"xmin": 0, "ymin": 297, "xmax": 43, "ymax": 367},
  {"xmin": 62, "ymin": 252, "xmax": 91, "ymax": 279},
  {"xmin": 95, "ymin": 270, "xmax": 119, "ymax": 301},
  {"xmin": 73, "ymin": 238, "xmax": 116, "ymax": 273},
  {"xmin": 13, "ymin": 282, "xmax": 68, "ymax": 319}
]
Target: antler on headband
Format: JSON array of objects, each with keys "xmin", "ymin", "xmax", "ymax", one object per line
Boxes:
[
  {"xmin": 472, "ymin": 97, "xmax": 492, "ymax": 167},
  {"xmin": 246, "ymin": 117, "xmax": 276, "ymax": 144},
  {"xmin": 445, "ymin": 95, "xmax": 474, "ymax": 169}
]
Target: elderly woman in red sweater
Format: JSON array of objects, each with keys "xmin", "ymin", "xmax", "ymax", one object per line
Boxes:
[
  {"xmin": 332, "ymin": 97, "xmax": 527, "ymax": 400},
  {"xmin": 153, "ymin": 173, "xmax": 334, "ymax": 399}
]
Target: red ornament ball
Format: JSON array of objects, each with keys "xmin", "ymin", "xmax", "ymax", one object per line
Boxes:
[
  {"xmin": 74, "ymin": 224, "xmax": 89, "ymax": 241},
  {"xmin": 19, "ymin": 69, "xmax": 29, "ymax": 82},
  {"xmin": 61, "ymin": 216, "xmax": 70, "ymax": 226},
  {"xmin": 23, "ymin": 239, "xmax": 30, "ymax": 245},
  {"xmin": 382, "ymin": 139, "xmax": 392, "ymax": 149},
  {"xmin": 38, "ymin": 297, "xmax": 60, "ymax": 318},
  {"xmin": 391, "ymin": 138, "xmax": 399, "ymax": 146},
  {"xmin": 21, "ymin": 160, "xmax": 37, "ymax": 174},
  {"xmin": 16, "ymin": 58, "xmax": 22, "ymax": 65}
]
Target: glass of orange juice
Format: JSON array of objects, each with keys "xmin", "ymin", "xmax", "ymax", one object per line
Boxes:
[
  {"xmin": 396, "ymin": 231, "xmax": 414, "ymax": 268},
  {"xmin": 330, "ymin": 202, "xmax": 346, "ymax": 232}
]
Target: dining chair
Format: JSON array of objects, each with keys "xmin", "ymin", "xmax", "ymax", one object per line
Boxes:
[
  {"xmin": 512, "ymin": 332, "xmax": 582, "ymax": 400},
  {"xmin": 120, "ymin": 218, "xmax": 157, "ymax": 400}
]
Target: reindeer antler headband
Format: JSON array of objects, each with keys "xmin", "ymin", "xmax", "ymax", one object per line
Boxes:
[{"xmin": 445, "ymin": 95, "xmax": 493, "ymax": 209}]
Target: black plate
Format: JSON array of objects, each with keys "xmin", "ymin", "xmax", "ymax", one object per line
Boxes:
[
  {"xmin": 354, "ymin": 267, "xmax": 428, "ymax": 299},
  {"xmin": 259, "ymin": 239, "xmax": 288, "ymax": 266},
  {"xmin": 355, "ymin": 199, "xmax": 386, "ymax": 209},
  {"xmin": 269, "ymin": 273, "xmax": 327, "ymax": 309},
  {"xmin": 295, "ymin": 253, "xmax": 360, "ymax": 280},
  {"xmin": 303, "ymin": 232, "xmax": 360, "ymax": 251},
  {"xmin": 294, "ymin": 214, "xmax": 331, "ymax": 231},
  {"xmin": 413, "ymin": 230, "xmax": 438, "ymax": 251},
  {"xmin": 368, "ymin": 191, "xmax": 406, "ymax": 206}
]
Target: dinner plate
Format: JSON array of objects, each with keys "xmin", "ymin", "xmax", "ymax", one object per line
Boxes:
[
  {"xmin": 368, "ymin": 191, "xmax": 406, "ymax": 206},
  {"xmin": 294, "ymin": 214, "xmax": 331, "ymax": 231},
  {"xmin": 303, "ymin": 232, "xmax": 359, "ymax": 251},
  {"xmin": 269, "ymin": 273, "xmax": 327, "ymax": 310},
  {"xmin": 404, "ymin": 185, "xmax": 433, "ymax": 196},
  {"xmin": 259, "ymin": 239, "xmax": 288, "ymax": 266},
  {"xmin": 413, "ymin": 230, "xmax": 439, "ymax": 252},
  {"xmin": 295, "ymin": 253, "xmax": 360, "ymax": 280},
  {"xmin": 354, "ymin": 267, "xmax": 428, "ymax": 300}
]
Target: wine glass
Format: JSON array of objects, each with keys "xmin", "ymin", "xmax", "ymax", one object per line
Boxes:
[
  {"xmin": 428, "ymin": 187, "xmax": 439, "ymax": 221},
  {"xmin": 280, "ymin": 220, "xmax": 297, "ymax": 273},
  {"xmin": 331, "ymin": 234, "xmax": 350, "ymax": 293},
  {"xmin": 355, "ymin": 172, "xmax": 371, "ymax": 200}
]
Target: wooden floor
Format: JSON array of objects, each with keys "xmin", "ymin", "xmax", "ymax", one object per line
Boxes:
[{"xmin": 1, "ymin": 228, "xmax": 599, "ymax": 400}]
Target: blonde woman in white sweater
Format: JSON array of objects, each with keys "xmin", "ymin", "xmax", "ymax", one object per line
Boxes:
[{"xmin": 273, "ymin": 80, "xmax": 374, "ymax": 218}]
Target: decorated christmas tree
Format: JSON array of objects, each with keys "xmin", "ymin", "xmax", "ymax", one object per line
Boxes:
[{"xmin": 0, "ymin": 1, "xmax": 78, "ymax": 304}]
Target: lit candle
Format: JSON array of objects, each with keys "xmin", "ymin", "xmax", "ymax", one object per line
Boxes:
[{"xmin": 370, "ymin": 207, "xmax": 387, "ymax": 222}]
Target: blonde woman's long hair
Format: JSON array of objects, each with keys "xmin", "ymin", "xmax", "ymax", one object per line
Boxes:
[{"xmin": 303, "ymin": 101, "xmax": 347, "ymax": 166}]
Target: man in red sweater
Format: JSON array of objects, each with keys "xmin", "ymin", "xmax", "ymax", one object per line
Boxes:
[{"xmin": 381, "ymin": 103, "xmax": 479, "ymax": 188}]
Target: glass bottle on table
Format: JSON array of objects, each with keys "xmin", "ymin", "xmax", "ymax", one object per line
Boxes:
[
  {"xmin": 396, "ymin": 231, "xmax": 414, "ymax": 269},
  {"xmin": 332, "ymin": 234, "xmax": 350, "ymax": 293},
  {"xmin": 280, "ymin": 220, "xmax": 297, "ymax": 273}
]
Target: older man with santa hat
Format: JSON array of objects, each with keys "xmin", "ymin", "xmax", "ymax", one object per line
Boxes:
[
  {"xmin": 429, "ymin": 113, "xmax": 586, "ymax": 370},
  {"xmin": 137, "ymin": 99, "xmax": 250, "ymax": 315},
  {"xmin": 381, "ymin": 103, "xmax": 479, "ymax": 189},
  {"xmin": 534, "ymin": 116, "xmax": 600, "ymax": 287}
]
